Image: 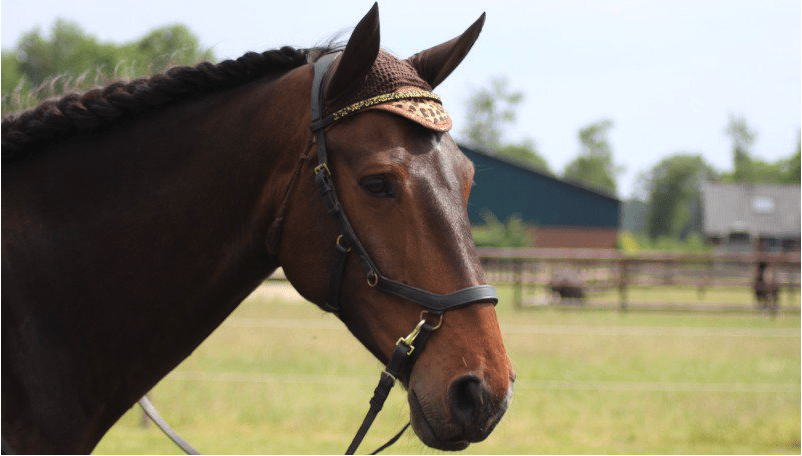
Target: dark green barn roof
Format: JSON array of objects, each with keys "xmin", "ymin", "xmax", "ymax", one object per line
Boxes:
[{"xmin": 460, "ymin": 145, "xmax": 621, "ymax": 229}]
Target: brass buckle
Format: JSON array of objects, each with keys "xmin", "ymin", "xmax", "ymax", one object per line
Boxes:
[
  {"xmin": 314, "ymin": 163, "xmax": 331, "ymax": 176},
  {"xmin": 396, "ymin": 319, "xmax": 427, "ymax": 355},
  {"xmin": 395, "ymin": 312, "xmax": 443, "ymax": 355}
]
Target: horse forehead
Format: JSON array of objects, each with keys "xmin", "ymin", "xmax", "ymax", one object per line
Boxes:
[
  {"xmin": 415, "ymin": 140, "xmax": 471, "ymax": 184},
  {"xmin": 361, "ymin": 129, "xmax": 469, "ymax": 184}
]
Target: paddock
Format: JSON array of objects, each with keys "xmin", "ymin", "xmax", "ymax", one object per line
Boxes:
[{"xmin": 94, "ymin": 275, "xmax": 800, "ymax": 454}]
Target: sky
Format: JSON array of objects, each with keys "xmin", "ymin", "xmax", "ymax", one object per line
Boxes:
[{"xmin": 1, "ymin": 0, "xmax": 800, "ymax": 199}]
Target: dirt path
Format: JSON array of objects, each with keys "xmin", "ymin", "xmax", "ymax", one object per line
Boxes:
[{"xmin": 247, "ymin": 281, "xmax": 306, "ymax": 303}]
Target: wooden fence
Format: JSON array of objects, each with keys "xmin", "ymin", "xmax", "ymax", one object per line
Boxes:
[{"xmin": 478, "ymin": 248, "xmax": 801, "ymax": 314}]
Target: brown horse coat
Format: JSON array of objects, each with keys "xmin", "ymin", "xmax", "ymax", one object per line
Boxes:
[{"xmin": 2, "ymin": 5, "xmax": 513, "ymax": 453}]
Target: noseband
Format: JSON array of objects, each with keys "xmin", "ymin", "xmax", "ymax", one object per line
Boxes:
[{"xmin": 309, "ymin": 53, "xmax": 498, "ymax": 454}]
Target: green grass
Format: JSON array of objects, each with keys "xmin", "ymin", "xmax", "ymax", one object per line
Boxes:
[{"xmin": 94, "ymin": 285, "xmax": 800, "ymax": 454}]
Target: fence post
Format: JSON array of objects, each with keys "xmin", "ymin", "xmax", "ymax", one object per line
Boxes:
[
  {"xmin": 514, "ymin": 259, "xmax": 523, "ymax": 309},
  {"xmin": 618, "ymin": 259, "xmax": 629, "ymax": 312}
]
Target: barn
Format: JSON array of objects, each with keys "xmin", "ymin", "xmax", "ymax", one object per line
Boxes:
[{"xmin": 460, "ymin": 145, "xmax": 621, "ymax": 249}]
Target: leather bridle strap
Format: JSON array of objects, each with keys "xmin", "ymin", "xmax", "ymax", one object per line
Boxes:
[{"xmin": 309, "ymin": 52, "xmax": 498, "ymax": 454}]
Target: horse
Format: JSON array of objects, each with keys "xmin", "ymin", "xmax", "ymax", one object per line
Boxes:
[
  {"xmin": 549, "ymin": 269, "xmax": 586, "ymax": 304},
  {"xmin": 753, "ymin": 261, "xmax": 779, "ymax": 314},
  {"xmin": 1, "ymin": 4, "xmax": 514, "ymax": 453}
]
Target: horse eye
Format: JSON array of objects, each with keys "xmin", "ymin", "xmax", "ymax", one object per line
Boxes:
[{"xmin": 359, "ymin": 175, "xmax": 394, "ymax": 197}]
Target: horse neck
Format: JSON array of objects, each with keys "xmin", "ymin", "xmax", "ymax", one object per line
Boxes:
[{"xmin": 1, "ymin": 65, "xmax": 313, "ymax": 451}]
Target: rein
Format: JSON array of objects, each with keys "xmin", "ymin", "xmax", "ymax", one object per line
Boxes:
[{"xmin": 309, "ymin": 52, "xmax": 498, "ymax": 454}]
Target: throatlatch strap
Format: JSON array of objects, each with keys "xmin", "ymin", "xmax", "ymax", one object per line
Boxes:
[{"xmin": 324, "ymin": 236, "xmax": 352, "ymax": 312}]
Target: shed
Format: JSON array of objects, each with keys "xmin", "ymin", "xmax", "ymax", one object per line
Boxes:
[
  {"xmin": 460, "ymin": 145, "xmax": 621, "ymax": 249},
  {"xmin": 701, "ymin": 182, "xmax": 801, "ymax": 252}
]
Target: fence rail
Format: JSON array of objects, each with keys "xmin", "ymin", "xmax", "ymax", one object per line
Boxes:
[{"xmin": 477, "ymin": 248, "xmax": 801, "ymax": 314}]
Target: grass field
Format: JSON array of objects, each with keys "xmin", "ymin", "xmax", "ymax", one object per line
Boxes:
[{"xmin": 94, "ymin": 284, "xmax": 800, "ymax": 454}]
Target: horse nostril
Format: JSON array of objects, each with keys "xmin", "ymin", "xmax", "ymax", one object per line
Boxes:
[{"xmin": 448, "ymin": 374, "xmax": 484, "ymax": 429}]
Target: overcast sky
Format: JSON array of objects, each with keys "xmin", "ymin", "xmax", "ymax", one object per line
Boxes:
[{"xmin": 2, "ymin": 0, "xmax": 800, "ymax": 199}]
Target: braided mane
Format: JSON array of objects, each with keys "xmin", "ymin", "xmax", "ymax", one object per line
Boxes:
[{"xmin": 1, "ymin": 46, "xmax": 326, "ymax": 165}]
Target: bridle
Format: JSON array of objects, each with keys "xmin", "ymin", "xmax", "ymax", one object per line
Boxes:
[
  {"xmin": 310, "ymin": 53, "xmax": 498, "ymax": 316},
  {"xmin": 0, "ymin": 52, "xmax": 498, "ymax": 456},
  {"xmin": 309, "ymin": 52, "xmax": 498, "ymax": 454},
  {"xmin": 34, "ymin": 52, "xmax": 500, "ymax": 456}
]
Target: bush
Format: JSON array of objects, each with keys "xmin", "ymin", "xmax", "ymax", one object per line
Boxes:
[
  {"xmin": 472, "ymin": 210, "xmax": 533, "ymax": 248},
  {"xmin": 617, "ymin": 230, "xmax": 640, "ymax": 253},
  {"xmin": 630, "ymin": 232, "xmax": 712, "ymax": 253}
]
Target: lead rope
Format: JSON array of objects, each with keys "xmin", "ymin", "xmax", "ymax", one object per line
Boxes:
[
  {"xmin": 136, "ymin": 319, "xmax": 434, "ymax": 456},
  {"xmin": 138, "ymin": 396, "xmax": 200, "ymax": 455},
  {"xmin": 0, "ymin": 398, "xmax": 197, "ymax": 455},
  {"xmin": 346, "ymin": 317, "xmax": 439, "ymax": 455}
]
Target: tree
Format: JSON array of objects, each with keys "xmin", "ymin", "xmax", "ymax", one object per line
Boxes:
[
  {"xmin": 719, "ymin": 115, "xmax": 800, "ymax": 185},
  {"xmin": 2, "ymin": 19, "xmax": 214, "ymax": 113},
  {"xmin": 779, "ymin": 134, "xmax": 801, "ymax": 184},
  {"xmin": 497, "ymin": 140, "xmax": 551, "ymax": 173},
  {"xmin": 461, "ymin": 77, "xmax": 552, "ymax": 174},
  {"xmin": 563, "ymin": 119, "xmax": 620, "ymax": 195},
  {"xmin": 1, "ymin": 51, "xmax": 24, "ymax": 94},
  {"xmin": 15, "ymin": 20, "xmax": 112, "ymax": 88},
  {"xmin": 641, "ymin": 154, "xmax": 715, "ymax": 240},
  {"xmin": 471, "ymin": 210, "xmax": 531, "ymax": 247},
  {"xmin": 125, "ymin": 24, "xmax": 216, "ymax": 74},
  {"xmin": 724, "ymin": 114, "xmax": 756, "ymax": 182}
]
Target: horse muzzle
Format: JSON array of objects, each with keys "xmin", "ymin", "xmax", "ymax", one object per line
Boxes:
[{"xmin": 408, "ymin": 371, "xmax": 514, "ymax": 451}]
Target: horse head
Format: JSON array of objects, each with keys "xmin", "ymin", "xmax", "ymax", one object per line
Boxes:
[{"xmin": 277, "ymin": 4, "xmax": 514, "ymax": 450}]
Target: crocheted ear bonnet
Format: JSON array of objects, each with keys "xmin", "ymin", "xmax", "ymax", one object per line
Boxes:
[{"xmin": 325, "ymin": 50, "xmax": 452, "ymax": 132}]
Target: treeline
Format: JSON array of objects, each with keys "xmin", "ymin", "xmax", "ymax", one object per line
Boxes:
[
  {"xmin": 461, "ymin": 77, "xmax": 622, "ymax": 196},
  {"xmin": 461, "ymin": 77, "xmax": 800, "ymax": 249},
  {"xmin": 3, "ymin": 20, "xmax": 799, "ymax": 251},
  {"xmin": 1, "ymin": 19, "xmax": 215, "ymax": 114},
  {"xmin": 635, "ymin": 114, "xmax": 800, "ymax": 244}
]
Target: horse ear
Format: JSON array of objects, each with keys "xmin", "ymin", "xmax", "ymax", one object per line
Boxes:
[
  {"xmin": 325, "ymin": 2, "xmax": 381, "ymax": 104},
  {"xmin": 406, "ymin": 13, "xmax": 486, "ymax": 89}
]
